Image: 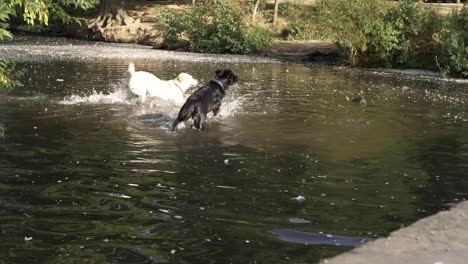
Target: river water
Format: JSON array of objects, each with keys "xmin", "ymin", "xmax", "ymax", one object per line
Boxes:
[{"xmin": 1, "ymin": 36, "xmax": 467, "ymax": 263}]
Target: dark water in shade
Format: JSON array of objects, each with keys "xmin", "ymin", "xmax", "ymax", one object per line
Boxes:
[{"xmin": 1, "ymin": 38, "xmax": 468, "ymax": 264}]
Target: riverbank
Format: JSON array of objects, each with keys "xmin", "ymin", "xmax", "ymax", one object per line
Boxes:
[
  {"xmin": 35, "ymin": 1, "xmax": 340, "ymax": 63},
  {"xmin": 3, "ymin": 34, "xmax": 467, "ymax": 84},
  {"xmin": 322, "ymin": 201, "xmax": 468, "ymax": 264}
]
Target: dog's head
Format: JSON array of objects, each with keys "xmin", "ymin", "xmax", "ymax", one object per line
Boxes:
[
  {"xmin": 176, "ymin": 73, "xmax": 199, "ymax": 92},
  {"xmin": 215, "ymin": 69, "xmax": 238, "ymax": 87}
]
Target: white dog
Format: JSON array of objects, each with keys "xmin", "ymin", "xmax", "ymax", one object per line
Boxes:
[{"xmin": 128, "ymin": 63, "xmax": 198, "ymax": 104}]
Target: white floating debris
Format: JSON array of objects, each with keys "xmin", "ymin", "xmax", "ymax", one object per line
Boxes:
[
  {"xmin": 56, "ymin": 79, "xmax": 64, "ymax": 82},
  {"xmin": 174, "ymin": 215, "xmax": 183, "ymax": 219},
  {"xmin": 216, "ymin": 185, "xmax": 237, "ymax": 189},
  {"xmin": 291, "ymin": 195, "xmax": 305, "ymax": 202},
  {"xmin": 128, "ymin": 183, "xmax": 139, "ymax": 187},
  {"xmin": 24, "ymin": 236, "xmax": 33, "ymax": 241},
  {"xmin": 159, "ymin": 209, "xmax": 171, "ymax": 214},
  {"xmin": 171, "ymin": 249, "xmax": 176, "ymax": 255},
  {"xmin": 224, "ymin": 159, "xmax": 229, "ymax": 165},
  {"xmin": 102, "ymin": 192, "xmax": 131, "ymax": 199},
  {"xmin": 245, "ymin": 240, "xmax": 250, "ymax": 244}
]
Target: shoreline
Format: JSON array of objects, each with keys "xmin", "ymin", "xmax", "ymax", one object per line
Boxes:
[
  {"xmin": 1, "ymin": 35, "xmax": 467, "ymax": 84},
  {"xmin": 321, "ymin": 201, "xmax": 468, "ymax": 264}
]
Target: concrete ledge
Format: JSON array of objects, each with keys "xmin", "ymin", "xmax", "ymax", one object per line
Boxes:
[{"xmin": 322, "ymin": 201, "xmax": 468, "ymax": 264}]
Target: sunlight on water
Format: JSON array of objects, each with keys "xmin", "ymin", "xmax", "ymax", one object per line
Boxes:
[{"xmin": 0, "ymin": 40, "xmax": 467, "ymax": 264}]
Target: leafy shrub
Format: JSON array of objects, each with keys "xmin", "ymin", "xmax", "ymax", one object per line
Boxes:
[
  {"xmin": 384, "ymin": 1, "xmax": 444, "ymax": 69},
  {"xmin": 314, "ymin": 0, "xmax": 400, "ymax": 65},
  {"xmin": 156, "ymin": 1, "xmax": 271, "ymax": 54},
  {"xmin": 280, "ymin": 0, "xmax": 325, "ymax": 40},
  {"xmin": 0, "ymin": 59, "xmax": 23, "ymax": 93},
  {"xmin": 305, "ymin": 0, "xmax": 466, "ymax": 77},
  {"xmin": 437, "ymin": 8, "xmax": 468, "ymax": 77}
]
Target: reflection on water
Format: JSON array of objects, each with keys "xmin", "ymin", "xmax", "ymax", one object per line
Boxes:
[
  {"xmin": 0, "ymin": 43, "xmax": 468, "ymax": 263},
  {"xmin": 272, "ymin": 228, "xmax": 373, "ymax": 246}
]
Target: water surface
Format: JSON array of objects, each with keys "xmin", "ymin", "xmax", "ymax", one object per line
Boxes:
[{"xmin": 1, "ymin": 37, "xmax": 468, "ymax": 264}]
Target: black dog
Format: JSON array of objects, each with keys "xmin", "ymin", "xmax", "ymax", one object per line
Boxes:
[{"xmin": 171, "ymin": 69, "xmax": 238, "ymax": 131}]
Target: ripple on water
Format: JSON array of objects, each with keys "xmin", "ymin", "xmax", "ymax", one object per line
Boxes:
[{"xmin": 1, "ymin": 39, "xmax": 467, "ymax": 264}]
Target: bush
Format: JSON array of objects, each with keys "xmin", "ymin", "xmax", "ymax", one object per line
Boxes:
[
  {"xmin": 156, "ymin": 1, "xmax": 272, "ymax": 54},
  {"xmin": 0, "ymin": 59, "xmax": 23, "ymax": 93},
  {"xmin": 314, "ymin": 0, "xmax": 400, "ymax": 66},
  {"xmin": 437, "ymin": 8, "xmax": 468, "ymax": 77},
  {"xmin": 280, "ymin": 0, "xmax": 325, "ymax": 40},
  {"xmin": 307, "ymin": 0, "xmax": 467, "ymax": 77}
]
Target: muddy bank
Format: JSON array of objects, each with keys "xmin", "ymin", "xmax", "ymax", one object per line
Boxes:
[{"xmin": 322, "ymin": 201, "xmax": 468, "ymax": 264}]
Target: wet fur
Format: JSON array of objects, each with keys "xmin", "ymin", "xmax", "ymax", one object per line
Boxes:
[
  {"xmin": 128, "ymin": 63, "xmax": 198, "ymax": 103},
  {"xmin": 172, "ymin": 69, "xmax": 238, "ymax": 130}
]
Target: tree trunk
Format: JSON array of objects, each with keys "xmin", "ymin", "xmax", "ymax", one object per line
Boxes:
[
  {"xmin": 272, "ymin": 0, "xmax": 279, "ymax": 25},
  {"xmin": 97, "ymin": 0, "xmax": 131, "ymax": 27},
  {"xmin": 252, "ymin": 0, "xmax": 261, "ymax": 23},
  {"xmin": 88, "ymin": 0, "xmax": 135, "ymax": 40}
]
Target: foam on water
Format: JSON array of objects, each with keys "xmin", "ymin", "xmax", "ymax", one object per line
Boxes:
[
  {"xmin": 56, "ymin": 84, "xmax": 245, "ymax": 130},
  {"xmin": 59, "ymin": 87, "xmax": 133, "ymax": 105}
]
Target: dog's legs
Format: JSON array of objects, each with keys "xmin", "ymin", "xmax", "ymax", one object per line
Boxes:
[
  {"xmin": 212, "ymin": 105, "xmax": 221, "ymax": 117},
  {"xmin": 171, "ymin": 119, "xmax": 180, "ymax": 131},
  {"xmin": 199, "ymin": 113, "xmax": 207, "ymax": 130},
  {"xmin": 193, "ymin": 114, "xmax": 201, "ymax": 130}
]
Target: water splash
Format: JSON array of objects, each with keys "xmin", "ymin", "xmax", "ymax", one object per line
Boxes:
[
  {"xmin": 59, "ymin": 88, "xmax": 133, "ymax": 105},
  {"xmin": 56, "ymin": 83, "xmax": 246, "ymax": 131}
]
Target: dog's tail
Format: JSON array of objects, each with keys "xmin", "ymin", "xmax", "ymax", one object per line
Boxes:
[
  {"xmin": 128, "ymin": 63, "xmax": 136, "ymax": 76},
  {"xmin": 171, "ymin": 101, "xmax": 196, "ymax": 131}
]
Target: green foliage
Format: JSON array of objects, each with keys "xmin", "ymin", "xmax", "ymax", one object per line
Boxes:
[
  {"xmin": 156, "ymin": 1, "xmax": 272, "ymax": 54},
  {"xmin": 0, "ymin": 0, "xmax": 95, "ymax": 93},
  {"xmin": 314, "ymin": 0, "xmax": 400, "ymax": 66},
  {"xmin": 280, "ymin": 0, "xmax": 324, "ymax": 40},
  {"xmin": 384, "ymin": 1, "xmax": 444, "ymax": 68},
  {"xmin": 437, "ymin": 8, "xmax": 468, "ymax": 77},
  {"xmin": 295, "ymin": 0, "xmax": 467, "ymax": 77},
  {"xmin": 0, "ymin": 59, "xmax": 24, "ymax": 93},
  {"xmin": 0, "ymin": 0, "xmax": 96, "ymax": 39},
  {"xmin": 0, "ymin": 3, "xmax": 14, "ymax": 40}
]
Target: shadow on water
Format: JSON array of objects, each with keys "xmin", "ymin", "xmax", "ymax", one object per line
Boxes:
[{"xmin": 0, "ymin": 37, "xmax": 468, "ymax": 263}]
